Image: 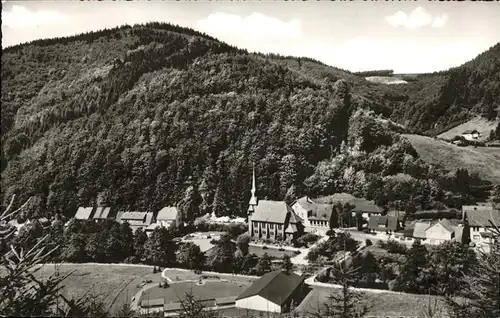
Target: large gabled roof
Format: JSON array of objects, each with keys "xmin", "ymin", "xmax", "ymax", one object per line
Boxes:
[
  {"xmin": 413, "ymin": 222, "xmax": 431, "ymax": 239},
  {"xmin": 465, "ymin": 209, "xmax": 500, "ymax": 228},
  {"xmin": 235, "ymin": 270, "xmax": 304, "ymax": 306},
  {"xmin": 293, "ymin": 196, "xmax": 333, "ymax": 221},
  {"xmin": 157, "ymin": 206, "xmax": 179, "ymax": 221},
  {"xmin": 75, "ymin": 207, "xmax": 93, "ymax": 220},
  {"xmin": 250, "ymin": 200, "xmax": 291, "ymax": 224}
]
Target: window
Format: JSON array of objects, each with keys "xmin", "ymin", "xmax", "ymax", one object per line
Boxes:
[
  {"xmin": 473, "ymin": 235, "xmax": 480, "ymax": 241},
  {"xmin": 278, "ymin": 224, "xmax": 283, "ymax": 230}
]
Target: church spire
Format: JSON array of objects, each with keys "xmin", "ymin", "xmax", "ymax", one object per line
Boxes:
[{"xmin": 249, "ymin": 163, "xmax": 258, "ymax": 206}]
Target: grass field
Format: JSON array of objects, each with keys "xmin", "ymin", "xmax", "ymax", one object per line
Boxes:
[
  {"xmin": 248, "ymin": 245, "xmax": 297, "ymax": 259},
  {"xmin": 296, "ymin": 285, "xmax": 447, "ymax": 318},
  {"xmin": 403, "ymin": 134, "xmax": 500, "ymax": 183},
  {"xmin": 34, "ymin": 264, "xmax": 161, "ymax": 314},
  {"xmin": 437, "ymin": 117, "xmax": 499, "ymax": 142},
  {"xmin": 141, "ymin": 280, "xmax": 250, "ymax": 303}
]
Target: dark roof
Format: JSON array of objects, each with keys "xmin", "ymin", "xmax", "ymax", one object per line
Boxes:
[
  {"xmin": 163, "ymin": 302, "xmax": 182, "ymax": 312},
  {"xmin": 235, "ymin": 270, "xmax": 305, "ymax": 306},
  {"xmin": 368, "ymin": 216, "xmax": 386, "ymax": 229},
  {"xmin": 465, "ymin": 209, "xmax": 500, "ymax": 227},
  {"xmin": 215, "ymin": 296, "xmax": 236, "ymax": 305},
  {"xmin": 250, "ymin": 200, "xmax": 291, "ymax": 224},
  {"xmin": 367, "ymin": 216, "xmax": 399, "ymax": 231},
  {"xmin": 141, "ymin": 298, "xmax": 164, "ymax": 308},
  {"xmin": 462, "ymin": 129, "xmax": 478, "ymax": 134}
]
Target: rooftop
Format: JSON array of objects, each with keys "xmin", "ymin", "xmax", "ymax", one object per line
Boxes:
[
  {"xmin": 157, "ymin": 206, "xmax": 179, "ymax": 221},
  {"xmin": 250, "ymin": 200, "xmax": 291, "ymax": 224},
  {"xmin": 236, "ymin": 270, "xmax": 305, "ymax": 306},
  {"xmin": 75, "ymin": 207, "xmax": 93, "ymax": 220}
]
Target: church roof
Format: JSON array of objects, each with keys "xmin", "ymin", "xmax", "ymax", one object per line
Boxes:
[{"xmin": 250, "ymin": 200, "xmax": 291, "ymax": 224}]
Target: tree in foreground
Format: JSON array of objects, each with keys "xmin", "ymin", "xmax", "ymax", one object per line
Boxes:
[
  {"xmin": 281, "ymin": 254, "xmax": 293, "ymax": 274},
  {"xmin": 309, "ymin": 262, "xmax": 369, "ymax": 318},
  {"xmin": 178, "ymin": 290, "xmax": 219, "ymax": 318},
  {"xmin": 445, "ymin": 220, "xmax": 500, "ymax": 318},
  {"xmin": 0, "ymin": 195, "xmax": 111, "ymax": 317}
]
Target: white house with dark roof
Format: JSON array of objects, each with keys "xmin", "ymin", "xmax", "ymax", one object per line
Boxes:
[
  {"xmin": 462, "ymin": 207, "xmax": 500, "ymax": 252},
  {"xmin": 462, "ymin": 129, "xmax": 480, "ymax": 141},
  {"xmin": 247, "ymin": 166, "xmax": 303, "ymax": 241},
  {"xmin": 235, "ymin": 270, "xmax": 307, "ymax": 313},
  {"xmin": 425, "ymin": 219, "xmax": 456, "ymax": 245},
  {"xmin": 291, "ymin": 196, "xmax": 333, "ymax": 234}
]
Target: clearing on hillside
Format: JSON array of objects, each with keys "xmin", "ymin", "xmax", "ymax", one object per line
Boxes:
[
  {"xmin": 403, "ymin": 134, "xmax": 500, "ymax": 183},
  {"xmin": 437, "ymin": 117, "xmax": 499, "ymax": 142}
]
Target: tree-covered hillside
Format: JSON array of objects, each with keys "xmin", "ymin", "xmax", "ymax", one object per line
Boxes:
[{"xmin": 1, "ymin": 23, "xmax": 496, "ymax": 220}]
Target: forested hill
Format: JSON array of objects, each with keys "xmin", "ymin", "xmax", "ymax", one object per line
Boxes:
[{"xmin": 1, "ymin": 23, "xmax": 497, "ymax": 220}]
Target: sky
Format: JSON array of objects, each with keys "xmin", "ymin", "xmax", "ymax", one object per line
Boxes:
[{"xmin": 2, "ymin": 1, "xmax": 499, "ymax": 73}]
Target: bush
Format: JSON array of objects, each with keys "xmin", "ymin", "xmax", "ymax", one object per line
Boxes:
[
  {"xmin": 210, "ymin": 239, "xmax": 218, "ymax": 245},
  {"xmin": 384, "ymin": 240, "xmax": 407, "ymax": 254},
  {"xmin": 326, "ymin": 229, "xmax": 335, "ymax": 236},
  {"xmin": 262, "ymin": 246, "xmax": 268, "ymax": 250},
  {"xmin": 278, "ymin": 248, "xmax": 285, "ymax": 251},
  {"xmin": 365, "ymin": 239, "xmax": 373, "ymax": 246},
  {"xmin": 294, "ymin": 250, "xmax": 301, "ymax": 255}
]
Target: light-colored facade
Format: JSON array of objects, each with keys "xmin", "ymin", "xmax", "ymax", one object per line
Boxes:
[
  {"xmin": 235, "ymin": 295, "xmax": 282, "ymax": 313},
  {"xmin": 156, "ymin": 206, "xmax": 180, "ymax": 228},
  {"xmin": 291, "ymin": 196, "xmax": 333, "ymax": 234},
  {"xmin": 425, "ymin": 222, "xmax": 455, "ymax": 245},
  {"xmin": 462, "ymin": 130, "xmax": 480, "ymax": 141}
]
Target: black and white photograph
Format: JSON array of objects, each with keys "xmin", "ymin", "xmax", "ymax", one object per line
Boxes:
[{"xmin": 1, "ymin": 1, "xmax": 499, "ymax": 317}]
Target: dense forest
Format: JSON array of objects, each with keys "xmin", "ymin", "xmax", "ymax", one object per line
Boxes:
[{"xmin": 1, "ymin": 23, "xmax": 499, "ymax": 221}]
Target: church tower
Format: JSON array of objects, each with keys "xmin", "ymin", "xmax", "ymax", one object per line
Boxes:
[
  {"xmin": 248, "ymin": 163, "xmax": 258, "ymax": 236},
  {"xmin": 249, "ymin": 163, "xmax": 258, "ymax": 209}
]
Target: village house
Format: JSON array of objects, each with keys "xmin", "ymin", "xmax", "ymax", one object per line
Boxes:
[
  {"xmin": 367, "ymin": 215, "xmax": 401, "ymax": 235},
  {"xmin": 462, "ymin": 207, "xmax": 500, "ymax": 252},
  {"xmin": 291, "ymin": 193, "xmax": 384, "ymax": 234},
  {"xmin": 409, "ymin": 219, "xmax": 464, "ymax": 245},
  {"xmin": 156, "ymin": 206, "xmax": 180, "ymax": 228},
  {"xmin": 235, "ymin": 270, "xmax": 307, "ymax": 313},
  {"xmin": 247, "ymin": 167, "xmax": 303, "ymax": 241},
  {"xmin": 115, "ymin": 211, "xmax": 155, "ymax": 233},
  {"xmin": 461, "ymin": 129, "xmax": 480, "ymax": 141},
  {"xmin": 291, "ymin": 196, "xmax": 334, "ymax": 234}
]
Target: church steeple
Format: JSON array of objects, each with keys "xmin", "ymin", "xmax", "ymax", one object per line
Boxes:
[{"xmin": 249, "ymin": 163, "xmax": 258, "ymax": 207}]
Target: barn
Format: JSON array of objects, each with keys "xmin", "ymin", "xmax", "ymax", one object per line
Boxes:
[{"xmin": 235, "ymin": 270, "xmax": 307, "ymax": 313}]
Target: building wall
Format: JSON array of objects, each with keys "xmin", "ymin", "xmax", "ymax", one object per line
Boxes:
[
  {"xmin": 236, "ymin": 295, "xmax": 281, "ymax": 313},
  {"xmin": 425, "ymin": 224, "xmax": 453, "ymax": 245},
  {"xmin": 291, "ymin": 203, "xmax": 310, "ymax": 227},
  {"xmin": 470, "ymin": 226, "xmax": 488, "ymax": 244},
  {"xmin": 250, "ymin": 220, "xmax": 285, "ymax": 241},
  {"xmin": 158, "ymin": 219, "xmax": 175, "ymax": 228}
]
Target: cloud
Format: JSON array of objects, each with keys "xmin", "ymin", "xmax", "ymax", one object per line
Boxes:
[
  {"xmin": 385, "ymin": 7, "xmax": 448, "ymax": 29},
  {"xmin": 197, "ymin": 12, "xmax": 302, "ymax": 41},
  {"xmin": 2, "ymin": 5, "xmax": 69, "ymax": 29}
]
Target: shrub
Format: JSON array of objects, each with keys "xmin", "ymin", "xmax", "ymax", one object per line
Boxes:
[
  {"xmin": 294, "ymin": 250, "xmax": 301, "ymax": 255},
  {"xmin": 326, "ymin": 229, "xmax": 335, "ymax": 236},
  {"xmin": 385, "ymin": 240, "xmax": 407, "ymax": 254},
  {"xmin": 262, "ymin": 246, "xmax": 268, "ymax": 250},
  {"xmin": 278, "ymin": 248, "xmax": 285, "ymax": 251},
  {"xmin": 365, "ymin": 239, "xmax": 373, "ymax": 246}
]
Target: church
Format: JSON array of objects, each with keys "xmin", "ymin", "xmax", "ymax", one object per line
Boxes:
[{"xmin": 247, "ymin": 166, "xmax": 303, "ymax": 241}]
